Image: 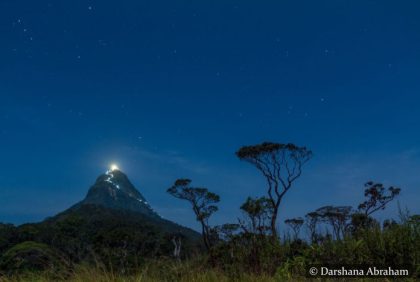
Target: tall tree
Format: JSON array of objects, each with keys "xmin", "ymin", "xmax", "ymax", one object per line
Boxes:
[
  {"xmin": 358, "ymin": 181, "xmax": 401, "ymax": 216},
  {"xmin": 236, "ymin": 142, "xmax": 312, "ymax": 238},
  {"xmin": 167, "ymin": 179, "xmax": 220, "ymax": 251}
]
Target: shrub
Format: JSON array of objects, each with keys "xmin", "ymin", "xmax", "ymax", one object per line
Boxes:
[{"xmin": 0, "ymin": 241, "xmax": 70, "ymax": 276}]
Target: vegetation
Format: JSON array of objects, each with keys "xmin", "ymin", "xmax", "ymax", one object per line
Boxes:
[
  {"xmin": 0, "ymin": 141, "xmax": 419, "ymax": 281},
  {"xmin": 236, "ymin": 142, "xmax": 312, "ymax": 238},
  {"xmin": 167, "ymin": 179, "xmax": 220, "ymax": 252}
]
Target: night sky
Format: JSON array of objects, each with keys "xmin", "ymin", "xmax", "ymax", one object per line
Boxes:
[{"xmin": 1, "ymin": 1, "xmax": 419, "ymax": 231}]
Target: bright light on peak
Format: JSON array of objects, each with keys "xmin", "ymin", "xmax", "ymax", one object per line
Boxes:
[{"xmin": 110, "ymin": 164, "xmax": 119, "ymax": 171}]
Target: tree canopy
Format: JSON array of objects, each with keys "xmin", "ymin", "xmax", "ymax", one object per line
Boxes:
[{"xmin": 236, "ymin": 142, "xmax": 312, "ymax": 238}]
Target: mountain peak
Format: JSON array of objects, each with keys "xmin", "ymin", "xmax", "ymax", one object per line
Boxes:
[
  {"xmin": 76, "ymin": 169, "xmax": 159, "ymax": 218},
  {"xmin": 109, "ymin": 164, "xmax": 119, "ymax": 172},
  {"xmin": 100, "ymin": 169, "xmax": 145, "ymax": 201}
]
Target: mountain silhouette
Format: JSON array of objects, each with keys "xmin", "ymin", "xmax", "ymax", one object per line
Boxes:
[
  {"xmin": 57, "ymin": 168, "xmax": 201, "ymax": 241},
  {"xmin": 0, "ymin": 168, "xmax": 203, "ymax": 273},
  {"xmin": 70, "ymin": 168, "xmax": 159, "ymax": 218},
  {"xmin": 37, "ymin": 168, "xmax": 202, "ymax": 258}
]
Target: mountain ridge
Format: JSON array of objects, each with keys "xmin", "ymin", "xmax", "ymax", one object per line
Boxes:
[{"xmin": 70, "ymin": 168, "xmax": 160, "ymax": 218}]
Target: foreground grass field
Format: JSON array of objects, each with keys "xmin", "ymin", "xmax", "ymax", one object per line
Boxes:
[
  {"xmin": 1, "ymin": 259, "xmax": 418, "ymax": 282},
  {"xmin": 1, "ymin": 269, "xmax": 417, "ymax": 282},
  {"xmin": 0, "ymin": 261, "xmax": 283, "ymax": 282},
  {"xmin": 1, "ymin": 221, "xmax": 418, "ymax": 282}
]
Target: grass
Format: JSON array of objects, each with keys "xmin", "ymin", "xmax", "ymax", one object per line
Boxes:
[
  {"xmin": 1, "ymin": 221, "xmax": 418, "ymax": 281},
  {"xmin": 1, "ymin": 262, "xmax": 416, "ymax": 282},
  {"xmin": 0, "ymin": 265, "xmax": 279, "ymax": 282}
]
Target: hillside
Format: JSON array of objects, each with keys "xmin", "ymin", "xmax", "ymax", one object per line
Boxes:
[{"xmin": 0, "ymin": 169, "xmax": 203, "ymax": 275}]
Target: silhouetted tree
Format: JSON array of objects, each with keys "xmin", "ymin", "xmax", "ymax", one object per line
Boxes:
[
  {"xmin": 236, "ymin": 197, "xmax": 279, "ymax": 274},
  {"xmin": 358, "ymin": 182, "xmax": 401, "ymax": 216},
  {"xmin": 167, "ymin": 179, "xmax": 220, "ymax": 251},
  {"xmin": 284, "ymin": 218, "xmax": 304, "ymax": 240},
  {"xmin": 349, "ymin": 213, "xmax": 378, "ymax": 236},
  {"xmin": 239, "ymin": 197, "xmax": 273, "ymax": 235},
  {"xmin": 314, "ymin": 206, "xmax": 353, "ymax": 240},
  {"xmin": 236, "ymin": 142, "xmax": 312, "ymax": 239},
  {"xmin": 305, "ymin": 211, "xmax": 320, "ymax": 244}
]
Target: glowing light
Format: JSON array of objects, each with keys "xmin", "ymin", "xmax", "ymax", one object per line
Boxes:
[{"xmin": 110, "ymin": 164, "xmax": 119, "ymax": 171}]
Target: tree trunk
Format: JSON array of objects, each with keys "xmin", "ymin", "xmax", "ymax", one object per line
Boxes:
[
  {"xmin": 201, "ymin": 221, "xmax": 210, "ymax": 251},
  {"xmin": 271, "ymin": 205, "xmax": 279, "ymax": 240}
]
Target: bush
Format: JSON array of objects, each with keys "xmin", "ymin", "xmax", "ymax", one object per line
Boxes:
[{"xmin": 0, "ymin": 241, "xmax": 70, "ymax": 276}]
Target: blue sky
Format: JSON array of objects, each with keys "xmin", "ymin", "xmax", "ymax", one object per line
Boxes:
[{"xmin": 0, "ymin": 1, "xmax": 419, "ymax": 231}]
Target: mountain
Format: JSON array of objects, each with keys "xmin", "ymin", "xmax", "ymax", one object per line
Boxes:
[
  {"xmin": 63, "ymin": 167, "xmax": 201, "ymax": 241},
  {"xmin": 0, "ymin": 168, "xmax": 203, "ymax": 274},
  {"xmin": 70, "ymin": 168, "xmax": 159, "ymax": 218}
]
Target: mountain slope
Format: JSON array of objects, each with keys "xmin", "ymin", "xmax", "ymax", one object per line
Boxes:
[
  {"xmin": 63, "ymin": 168, "xmax": 201, "ymax": 242},
  {"xmin": 71, "ymin": 169, "xmax": 159, "ymax": 218},
  {"xmin": 0, "ymin": 169, "xmax": 203, "ymax": 272}
]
